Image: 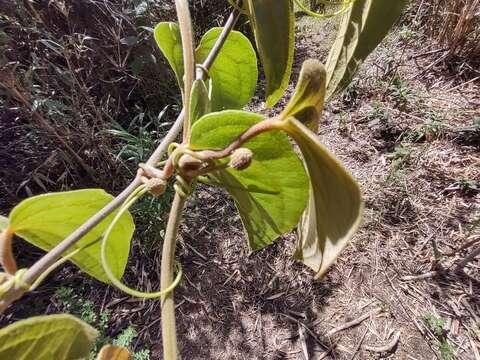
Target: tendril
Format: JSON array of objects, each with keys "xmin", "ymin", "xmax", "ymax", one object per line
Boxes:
[
  {"xmin": 293, "ymin": 0, "xmax": 353, "ymax": 18},
  {"xmin": 101, "ymin": 184, "xmax": 183, "ymax": 299},
  {"xmin": 0, "ymin": 269, "xmax": 29, "ymax": 297},
  {"xmin": 174, "ymin": 176, "xmax": 196, "ymax": 199}
]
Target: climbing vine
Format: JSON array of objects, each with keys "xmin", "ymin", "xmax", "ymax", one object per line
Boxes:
[{"xmin": 0, "ymin": 0, "xmax": 407, "ymax": 358}]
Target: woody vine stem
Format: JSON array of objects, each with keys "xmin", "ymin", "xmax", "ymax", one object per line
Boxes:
[{"xmin": 0, "ymin": 1, "xmax": 242, "ymax": 354}]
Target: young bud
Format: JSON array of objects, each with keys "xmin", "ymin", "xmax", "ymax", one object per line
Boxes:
[
  {"xmin": 229, "ymin": 148, "xmax": 253, "ymax": 171},
  {"xmin": 178, "ymin": 154, "xmax": 203, "ymax": 172},
  {"xmin": 145, "ymin": 178, "xmax": 167, "ymax": 197}
]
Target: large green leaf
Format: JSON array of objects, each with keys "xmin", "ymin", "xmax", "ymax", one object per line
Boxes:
[
  {"xmin": 280, "ymin": 59, "xmax": 327, "ymax": 131},
  {"xmin": 190, "ymin": 110, "xmax": 309, "ymax": 250},
  {"xmin": 326, "ymin": 0, "xmax": 408, "ymax": 99},
  {"xmin": 154, "ymin": 22, "xmax": 184, "ymax": 89},
  {"xmin": 8, "ymin": 189, "xmax": 135, "ymax": 284},
  {"xmin": 282, "ymin": 118, "xmax": 363, "ymax": 278},
  {"xmin": 0, "ymin": 314, "xmax": 97, "ymax": 360},
  {"xmin": 246, "ymin": 0, "xmax": 294, "ymax": 107},
  {"xmin": 196, "ymin": 28, "xmax": 258, "ymax": 111}
]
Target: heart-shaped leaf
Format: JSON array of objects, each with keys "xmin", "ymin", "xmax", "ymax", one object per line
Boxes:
[
  {"xmin": 155, "ymin": 24, "xmax": 258, "ymax": 111},
  {"xmin": 0, "ymin": 314, "xmax": 97, "ymax": 360},
  {"xmin": 276, "ymin": 59, "xmax": 363, "ymax": 277},
  {"xmin": 189, "ymin": 79, "xmax": 211, "ymax": 126},
  {"xmin": 282, "ymin": 118, "xmax": 363, "ymax": 278},
  {"xmin": 154, "ymin": 22, "xmax": 184, "ymax": 89},
  {"xmin": 196, "ymin": 27, "xmax": 258, "ymax": 111},
  {"xmin": 280, "ymin": 59, "xmax": 327, "ymax": 131},
  {"xmin": 326, "ymin": 0, "xmax": 408, "ymax": 99},
  {"xmin": 96, "ymin": 345, "xmax": 131, "ymax": 360},
  {"xmin": 8, "ymin": 189, "xmax": 135, "ymax": 284},
  {"xmin": 190, "ymin": 110, "xmax": 309, "ymax": 250},
  {"xmin": 246, "ymin": 0, "xmax": 294, "ymax": 107}
]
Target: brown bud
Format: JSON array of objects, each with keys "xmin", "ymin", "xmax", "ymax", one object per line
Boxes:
[
  {"xmin": 178, "ymin": 154, "xmax": 203, "ymax": 172},
  {"xmin": 145, "ymin": 178, "xmax": 167, "ymax": 197},
  {"xmin": 229, "ymin": 148, "xmax": 253, "ymax": 171}
]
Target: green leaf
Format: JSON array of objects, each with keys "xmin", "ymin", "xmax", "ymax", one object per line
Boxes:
[
  {"xmin": 190, "ymin": 110, "xmax": 309, "ymax": 250},
  {"xmin": 8, "ymin": 189, "xmax": 135, "ymax": 284},
  {"xmin": 246, "ymin": 0, "xmax": 294, "ymax": 107},
  {"xmin": 0, "ymin": 314, "xmax": 97, "ymax": 360},
  {"xmin": 282, "ymin": 118, "xmax": 363, "ymax": 278},
  {"xmin": 326, "ymin": 0, "xmax": 408, "ymax": 99},
  {"xmin": 189, "ymin": 79, "xmax": 211, "ymax": 126},
  {"xmin": 196, "ymin": 28, "xmax": 258, "ymax": 111},
  {"xmin": 0, "ymin": 215, "xmax": 8, "ymax": 231},
  {"xmin": 154, "ymin": 22, "xmax": 184, "ymax": 89},
  {"xmin": 280, "ymin": 59, "xmax": 327, "ymax": 131}
]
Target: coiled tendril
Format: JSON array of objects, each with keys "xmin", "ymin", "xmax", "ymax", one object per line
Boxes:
[{"xmin": 100, "ymin": 185, "xmax": 183, "ymax": 299}]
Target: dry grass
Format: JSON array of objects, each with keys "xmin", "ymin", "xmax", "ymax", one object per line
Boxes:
[{"xmin": 414, "ymin": 0, "xmax": 480, "ymax": 67}]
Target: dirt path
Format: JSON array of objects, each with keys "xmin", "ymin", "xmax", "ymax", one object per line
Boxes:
[{"xmin": 163, "ymin": 16, "xmax": 479, "ymax": 360}]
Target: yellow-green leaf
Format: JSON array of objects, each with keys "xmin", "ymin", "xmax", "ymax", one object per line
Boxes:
[
  {"xmin": 190, "ymin": 110, "xmax": 309, "ymax": 250},
  {"xmin": 96, "ymin": 345, "xmax": 131, "ymax": 360},
  {"xmin": 154, "ymin": 22, "xmax": 184, "ymax": 89},
  {"xmin": 196, "ymin": 27, "xmax": 258, "ymax": 111},
  {"xmin": 189, "ymin": 79, "xmax": 211, "ymax": 126},
  {"xmin": 326, "ymin": 0, "xmax": 408, "ymax": 99},
  {"xmin": 246, "ymin": 0, "xmax": 294, "ymax": 107},
  {"xmin": 282, "ymin": 118, "xmax": 363, "ymax": 278},
  {"xmin": 8, "ymin": 189, "xmax": 135, "ymax": 284},
  {"xmin": 0, "ymin": 314, "xmax": 97, "ymax": 360},
  {"xmin": 280, "ymin": 59, "xmax": 327, "ymax": 131}
]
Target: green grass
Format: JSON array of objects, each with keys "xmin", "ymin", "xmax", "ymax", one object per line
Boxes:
[
  {"xmin": 55, "ymin": 287, "xmax": 150, "ymax": 360},
  {"xmin": 423, "ymin": 313, "xmax": 455, "ymax": 360}
]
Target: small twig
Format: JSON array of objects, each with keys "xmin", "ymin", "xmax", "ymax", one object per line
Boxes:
[
  {"xmin": 468, "ymin": 333, "xmax": 480, "ymax": 360},
  {"xmin": 401, "ymin": 271, "xmax": 441, "ymax": 281},
  {"xmin": 279, "ymin": 313, "xmax": 329, "ymax": 351},
  {"xmin": 363, "ymin": 331, "xmax": 400, "ymax": 353},
  {"xmin": 349, "ymin": 328, "xmax": 368, "ymax": 360},
  {"xmin": 0, "ymin": 71, "xmax": 97, "ymax": 182},
  {"xmin": 456, "ymin": 246, "xmax": 480, "ymax": 272},
  {"xmin": 410, "ymin": 47, "xmax": 447, "ymax": 59},
  {"xmin": 298, "ymin": 324, "xmax": 309, "ymax": 360},
  {"xmin": 327, "ymin": 308, "xmax": 382, "ymax": 336},
  {"xmin": 446, "ymin": 76, "xmax": 480, "ymax": 92}
]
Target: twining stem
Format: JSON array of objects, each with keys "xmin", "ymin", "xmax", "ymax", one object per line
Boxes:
[
  {"xmin": 197, "ymin": 7, "xmax": 242, "ymax": 79},
  {"xmin": 0, "ymin": 5, "xmax": 242, "ymax": 313},
  {"xmin": 175, "ymin": 0, "xmax": 195, "ymax": 143},
  {"xmin": 0, "ymin": 113, "xmax": 184, "ymax": 313},
  {"xmin": 160, "ymin": 192, "xmax": 186, "ymax": 360},
  {"xmin": 194, "ymin": 117, "xmax": 282, "ymax": 161}
]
